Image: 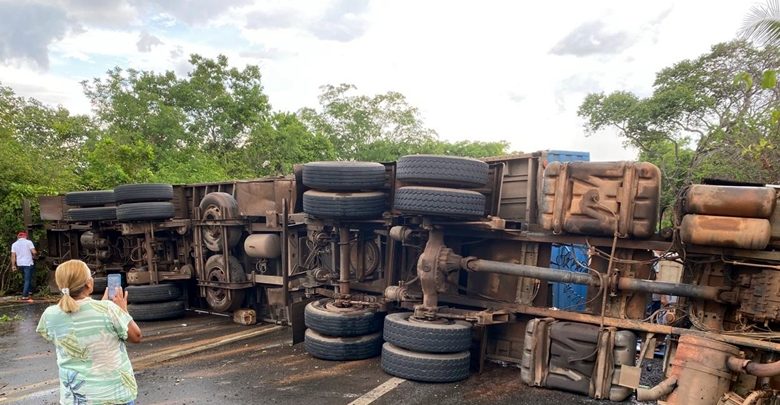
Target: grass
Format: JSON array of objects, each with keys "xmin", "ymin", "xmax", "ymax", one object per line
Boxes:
[{"xmin": 0, "ymin": 314, "xmax": 22, "ymax": 323}]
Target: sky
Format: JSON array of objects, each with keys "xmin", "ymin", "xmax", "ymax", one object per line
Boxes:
[{"xmin": 0, "ymin": 0, "xmax": 757, "ymax": 161}]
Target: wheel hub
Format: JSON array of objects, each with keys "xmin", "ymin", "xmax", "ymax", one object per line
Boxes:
[
  {"xmin": 206, "ymin": 267, "xmax": 228, "ymax": 306},
  {"xmin": 323, "ymin": 300, "xmax": 369, "ymax": 314}
]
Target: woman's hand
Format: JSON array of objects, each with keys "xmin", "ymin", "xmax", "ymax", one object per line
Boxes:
[{"xmin": 111, "ymin": 287, "xmax": 129, "ymax": 313}]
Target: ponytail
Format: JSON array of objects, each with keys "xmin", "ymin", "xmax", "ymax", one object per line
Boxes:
[
  {"xmin": 59, "ymin": 289, "xmax": 79, "ymax": 313},
  {"xmin": 54, "ymin": 260, "xmax": 91, "ymax": 313}
]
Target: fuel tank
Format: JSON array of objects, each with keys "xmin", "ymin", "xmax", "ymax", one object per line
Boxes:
[
  {"xmin": 680, "ymin": 214, "xmax": 771, "ymax": 250},
  {"xmin": 684, "ymin": 184, "xmax": 775, "ymax": 218},
  {"xmin": 540, "ymin": 161, "xmax": 661, "ymax": 238}
]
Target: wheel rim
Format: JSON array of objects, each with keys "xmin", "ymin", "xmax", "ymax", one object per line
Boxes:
[
  {"xmin": 206, "ymin": 267, "xmax": 228, "ymax": 308},
  {"xmin": 203, "ymin": 205, "xmax": 225, "ymax": 251},
  {"xmin": 205, "ymin": 266, "xmax": 243, "ymax": 312},
  {"xmin": 408, "ymin": 314, "xmax": 452, "ymax": 325},
  {"xmin": 350, "ymin": 239, "xmax": 380, "ymax": 279},
  {"xmin": 202, "ymin": 204, "xmax": 241, "ymax": 252},
  {"xmin": 321, "ymin": 299, "xmax": 372, "ymax": 314}
]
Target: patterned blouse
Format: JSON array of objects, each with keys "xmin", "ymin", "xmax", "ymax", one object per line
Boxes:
[{"xmin": 37, "ymin": 298, "xmax": 137, "ymax": 405}]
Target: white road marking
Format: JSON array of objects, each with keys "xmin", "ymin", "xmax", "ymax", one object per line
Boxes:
[{"xmin": 348, "ymin": 377, "xmax": 406, "ymax": 405}]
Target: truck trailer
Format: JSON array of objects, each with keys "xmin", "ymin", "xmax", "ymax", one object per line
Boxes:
[{"xmin": 36, "ymin": 151, "xmax": 780, "ymax": 404}]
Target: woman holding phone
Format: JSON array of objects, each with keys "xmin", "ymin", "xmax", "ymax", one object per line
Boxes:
[{"xmin": 37, "ymin": 259, "xmax": 143, "ymax": 405}]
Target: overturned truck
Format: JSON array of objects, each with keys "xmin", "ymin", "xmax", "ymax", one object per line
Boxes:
[{"xmin": 38, "ymin": 151, "xmax": 780, "ymax": 404}]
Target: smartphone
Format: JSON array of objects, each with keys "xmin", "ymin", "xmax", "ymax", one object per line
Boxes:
[{"xmin": 107, "ymin": 274, "xmax": 122, "ymax": 300}]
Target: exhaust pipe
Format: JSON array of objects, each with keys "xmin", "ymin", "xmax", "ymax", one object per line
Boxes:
[
  {"xmin": 728, "ymin": 357, "xmax": 780, "ymax": 377},
  {"xmin": 636, "ymin": 377, "xmax": 677, "ymax": 401}
]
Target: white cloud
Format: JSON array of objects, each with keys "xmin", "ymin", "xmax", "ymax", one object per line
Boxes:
[
  {"xmin": 137, "ymin": 31, "xmax": 163, "ymax": 52},
  {"xmin": 0, "ymin": 0, "xmax": 757, "ymax": 162},
  {"xmin": 0, "ymin": 65, "xmax": 90, "ymax": 114}
]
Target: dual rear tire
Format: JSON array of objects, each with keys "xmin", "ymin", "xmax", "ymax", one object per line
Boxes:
[
  {"xmin": 302, "ymin": 162, "xmax": 387, "ymax": 220},
  {"xmin": 380, "ymin": 312, "xmax": 472, "ymax": 383},
  {"xmin": 394, "ymin": 155, "xmax": 489, "ymax": 218},
  {"xmin": 303, "ymin": 298, "xmax": 384, "ymax": 361},
  {"xmin": 126, "ymin": 283, "xmax": 186, "ymax": 321}
]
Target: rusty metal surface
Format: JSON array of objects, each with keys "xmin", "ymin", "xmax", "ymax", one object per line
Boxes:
[
  {"xmin": 616, "ymin": 277, "xmax": 726, "ymax": 302},
  {"xmin": 417, "ymin": 230, "xmax": 447, "ymax": 311},
  {"xmin": 483, "ymin": 153, "xmax": 540, "ymax": 222},
  {"xmin": 681, "ymin": 214, "xmax": 771, "ymax": 250},
  {"xmin": 503, "ymin": 303, "xmax": 780, "ymax": 352},
  {"xmin": 539, "ymin": 161, "xmax": 661, "ymax": 238},
  {"xmin": 171, "ymin": 185, "xmax": 189, "ymax": 218},
  {"xmin": 519, "ymin": 319, "xmax": 636, "ymax": 401},
  {"xmin": 462, "ymin": 248, "xmax": 727, "ymax": 305},
  {"xmin": 466, "ymin": 240, "xmax": 541, "ymax": 304},
  {"xmin": 586, "ymin": 248, "xmax": 652, "ymax": 319},
  {"xmin": 665, "ymin": 335, "xmax": 740, "ymax": 405},
  {"xmin": 684, "ymin": 184, "xmax": 776, "ymax": 218},
  {"xmin": 739, "ymin": 270, "xmax": 780, "ymax": 322},
  {"xmin": 235, "ymin": 180, "xmax": 277, "ymax": 217},
  {"xmin": 39, "ymin": 195, "xmax": 67, "ymax": 221},
  {"xmin": 337, "ymin": 226, "xmax": 351, "ymax": 295}
]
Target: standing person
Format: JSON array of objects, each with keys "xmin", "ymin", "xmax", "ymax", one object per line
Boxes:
[
  {"xmin": 37, "ymin": 260, "xmax": 142, "ymax": 405},
  {"xmin": 11, "ymin": 230, "xmax": 37, "ymax": 301}
]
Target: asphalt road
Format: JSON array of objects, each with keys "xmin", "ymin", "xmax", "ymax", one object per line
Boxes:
[{"xmin": 0, "ymin": 299, "xmax": 661, "ymax": 405}]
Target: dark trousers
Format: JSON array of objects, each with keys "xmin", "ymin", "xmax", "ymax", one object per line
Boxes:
[{"xmin": 19, "ymin": 265, "xmax": 34, "ymax": 297}]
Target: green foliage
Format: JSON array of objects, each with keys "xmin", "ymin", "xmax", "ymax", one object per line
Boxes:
[
  {"xmin": 245, "ymin": 112, "xmax": 336, "ymax": 176},
  {"xmin": 0, "ymin": 84, "xmax": 92, "ymax": 294},
  {"xmin": 299, "ymin": 84, "xmax": 509, "ymax": 161},
  {"xmin": 80, "ymin": 138, "xmax": 155, "ymax": 189},
  {"xmin": 0, "ymin": 57, "xmax": 509, "ymax": 295},
  {"xmin": 82, "ymin": 54, "xmax": 275, "ymax": 182},
  {"xmin": 579, "ymin": 40, "xmax": 780, "ymax": 209},
  {"xmin": 741, "ymin": 0, "xmax": 780, "ymax": 47},
  {"xmin": 0, "ymin": 314, "xmax": 23, "ymax": 323}
]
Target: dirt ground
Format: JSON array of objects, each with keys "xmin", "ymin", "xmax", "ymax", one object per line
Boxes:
[{"xmin": 0, "ymin": 299, "xmax": 662, "ymax": 405}]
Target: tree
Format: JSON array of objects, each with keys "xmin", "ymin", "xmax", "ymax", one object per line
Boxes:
[
  {"xmin": 741, "ymin": 0, "xmax": 780, "ymax": 46},
  {"xmin": 0, "ymin": 84, "xmax": 96, "ymax": 293},
  {"xmin": 578, "ymin": 41, "xmax": 780, "ymax": 208},
  {"xmin": 299, "ymin": 84, "xmax": 509, "ymax": 161},
  {"xmin": 244, "ymin": 112, "xmax": 336, "ymax": 176},
  {"xmin": 298, "ymin": 84, "xmax": 437, "ymax": 161},
  {"xmin": 82, "ymin": 54, "xmax": 272, "ymax": 181}
]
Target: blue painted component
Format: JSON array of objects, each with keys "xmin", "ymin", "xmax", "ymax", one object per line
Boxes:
[
  {"xmin": 545, "ymin": 150, "xmax": 590, "ymax": 311},
  {"xmin": 544, "ymin": 150, "xmax": 590, "ymax": 163},
  {"xmin": 551, "ymin": 244, "xmax": 590, "ymax": 311}
]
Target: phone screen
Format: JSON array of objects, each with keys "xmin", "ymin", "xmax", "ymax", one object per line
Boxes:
[{"xmin": 107, "ymin": 274, "xmax": 122, "ymax": 300}]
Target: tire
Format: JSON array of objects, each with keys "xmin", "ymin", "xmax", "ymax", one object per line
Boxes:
[
  {"xmin": 304, "ymin": 329, "xmax": 382, "ymax": 361},
  {"xmin": 394, "ymin": 187, "xmax": 485, "ymax": 218},
  {"xmin": 304, "ymin": 298, "xmax": 383, "ymax": 337},
  {"xmin": 204, "ymin": 254, "xmax": 246, "ymax": 312},
  {"xmin": 128, "ymin": 300, "xmax": 186, "ymax": 321},
  {"xmin": 199, "ymin": 192, "xmax": 242, "ymax": 252},
  {"xmin": 303, "ymin": 190, "xmax": 386, "ymax": 219},
  {"xmin": 116, "ymin": 202, "xmax": 175, "ymax": 221},
  {"xmin": 381, "ymin": 343, "xmax": 470, "ymax": 383},
  {"xmin": 397, "ymin": 155, "xmax": 489, "ymax": 188},
  {"xmin": 114, "ymin": 183, "xmax": 173, "ymax": 204},
  {"xmin": 302, "ymin": 161, "xmax": 386, "ymax": 191},
  {"xmin": 65, "ymin": 190, "xmax": 115, "ymax": 207},
  {"xmin": 126, "ymin": 284, "xmax": 182, "ymax": 304},
  {"xmin": 65, "ymin": 207, "xmax": 117, "ymax": 222},
  {"xmin": 383, "ymin": 312, "xmax": 472, "ymax": 353},
  {"xmin": 92, "ymin": 277, "xmax": 107, "ymax": 293}
]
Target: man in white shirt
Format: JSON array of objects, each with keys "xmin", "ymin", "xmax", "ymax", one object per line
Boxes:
[{"xmin": 11, "ymin": 231, "xmax": 37, "ymax": 301}]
